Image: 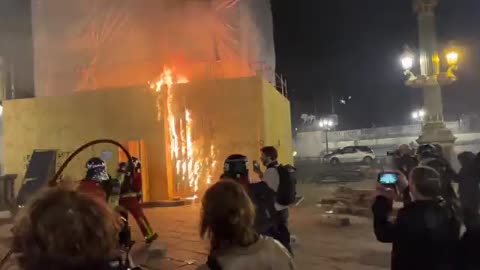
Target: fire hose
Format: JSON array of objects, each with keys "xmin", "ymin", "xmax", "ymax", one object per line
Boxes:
[
  {"xmin": 0, "ymin": 139, "xmax": 138, "ymax": 270},
  {"xmin": 50, "ymin": 139, "xmax": 136, "ymax": 186}
]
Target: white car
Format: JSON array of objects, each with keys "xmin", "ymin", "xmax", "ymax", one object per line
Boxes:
[{"xmin": 323, "ymin": 146, "xmax": 376, "ymax": 165}]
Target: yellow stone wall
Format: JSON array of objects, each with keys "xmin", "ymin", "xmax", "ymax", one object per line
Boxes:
[
  {"xmin": 3, "ymin": 87, "xmax": 170, "ymax": 200},
  {"xmin": 261, "ymin": 80, "xmax": 294, "ymax": 165},
  {"xmin": 3, "ymin": 77, "xmax": 292, "ymax": 200}
]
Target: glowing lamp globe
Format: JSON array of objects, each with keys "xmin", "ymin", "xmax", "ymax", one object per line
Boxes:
[
  {"xmin": 401, "ymin": 55, "xmax": 414, "ymax": 70},
  {"xmin": 446, "ymin": 51, "xmax": 459, "ymax": 66},
  {"xmin": 418, "ymin": 109, "xmax": 425, "ymax": 118}
]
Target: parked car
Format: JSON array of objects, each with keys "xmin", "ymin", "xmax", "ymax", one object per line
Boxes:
[{"xmin": 323, "ymin": 146, "xmax": 375, "ymax": 165}]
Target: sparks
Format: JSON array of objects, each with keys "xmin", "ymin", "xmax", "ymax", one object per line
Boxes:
[{"xmin": 150, "ymin": 67, "xmax": 218, "ymax": 199}]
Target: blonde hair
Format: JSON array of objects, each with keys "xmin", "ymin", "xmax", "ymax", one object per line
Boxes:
[{"xmin": 200, "ymin": 179, "xmax": 258, "ymax": 251}]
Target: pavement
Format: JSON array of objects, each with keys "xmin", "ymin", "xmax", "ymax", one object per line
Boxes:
[
  {"xmin": 134, "ymin": 181, "xmax": 392, "ymax": 270},
  {"xmin": 0, "ymin": 182, "xmax": 392, "ymax": 270}
]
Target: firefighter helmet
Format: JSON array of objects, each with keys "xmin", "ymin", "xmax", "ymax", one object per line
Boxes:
[
  {"xmin": 131, "ymin": 157, "xmax": 141, "ymax": 170},
  {"xmin": 223, "ymin": 154, "xmax": 249, "ymax": 179},
  {"xmin": 85, "ymin": 157, "xmax": 109, "ymax": 181},
  {"xmin": 118, "ymin": 162, "xmax": 128, "ymax": 173}
]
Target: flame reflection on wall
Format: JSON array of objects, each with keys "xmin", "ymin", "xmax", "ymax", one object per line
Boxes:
[{"xmin": 150, "ymin": 67, "xmax": 217, "ymax": 198}]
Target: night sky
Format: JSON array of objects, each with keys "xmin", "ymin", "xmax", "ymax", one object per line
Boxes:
[
  {"xmin": 272, "ymin": 0, "xmax": 480, "ymax": 130},
  {"xmin": 1, "ymin": 0, "xmax": 480, "ymax": 130}
]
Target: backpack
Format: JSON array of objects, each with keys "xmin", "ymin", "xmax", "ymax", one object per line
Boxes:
[
  {"xmin": 248, "ymin": 182, "xmax": 277, "ymax": 234},
  {"xmin": 276, "ymin": 164, "xmax": 297, "ymax": 206}
]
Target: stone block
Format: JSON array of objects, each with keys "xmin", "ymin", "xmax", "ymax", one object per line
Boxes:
[
  {"xmin": 318, "ymin": 214, "xmax": 351, "ymax": 227},
  {"xmin": 318, "ymin": 198, "xmax": 338, "ymax": 205},
  {"xmin": 332, "ymin": 202, "xmax": 352, "ymax": 215}
]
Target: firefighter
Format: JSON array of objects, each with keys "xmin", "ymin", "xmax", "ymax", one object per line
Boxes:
[
  {"xmin": 118, "ymin": 157, "xmax": 142, "ymax": 198},
  {"xmin": 77, "ymin": 158, "xmax": 134, "ymax": 260},
  {"xmin": 129, "ymin": 157, "xmax": 143, "ymax": 201},
  {"xmin": 118, "ymin": 158, "xmax": 157, "ymax": 244},
  {"xmin": 79, "ymin": 157, "xmax": 156, "ymax": 244},
  {"xmin": 77, "ymin": 157, "xmax": 110, "ymax": 202}
]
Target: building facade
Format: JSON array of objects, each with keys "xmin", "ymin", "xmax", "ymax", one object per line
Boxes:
[
  {"xmin": 3, "ymin": 77, "xmax": 292, "ymax": 201},
  {"xmin": 32, "ymin": 0, "xmax": 276, "ymax": 96}
]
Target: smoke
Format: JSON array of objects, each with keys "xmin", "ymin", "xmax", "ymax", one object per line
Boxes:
[{"xmin": 32, "ymin": 0, "xmax": 275, "ymax": 96}]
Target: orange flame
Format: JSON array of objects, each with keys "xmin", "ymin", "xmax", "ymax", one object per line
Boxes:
[
  {"xmin": 150, "ymin": 67, "xmax": 188, "ymax": 93},
  {"xmin": 150, "ymin": 67, "xmax": 217, "ymax": 198}
]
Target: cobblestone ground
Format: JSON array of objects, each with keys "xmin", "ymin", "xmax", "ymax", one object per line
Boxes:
[
  {"xmin": 133, "ymin": 182, "xmax": 392, "ymax": 270},
  {"xmin": 0, "ymin": 182, "xmax": 392, "ymax": 270}
]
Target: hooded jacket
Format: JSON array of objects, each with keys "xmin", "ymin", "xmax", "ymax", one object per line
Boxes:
[{"xmin": 372, "ymin": 196, "xmax": 460, "ymax": 270}]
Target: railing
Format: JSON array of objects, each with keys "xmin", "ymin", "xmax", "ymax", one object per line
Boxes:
[
  {"xmin": 249, "ymin": 61, "xmax": 288, "ymax": 98},
  {"xmin": 297, "ymin": 121, "xmax": 465, "ymax": 142}
]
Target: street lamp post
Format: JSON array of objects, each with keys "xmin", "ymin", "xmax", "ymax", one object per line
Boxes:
[
  {"xmin": 401, "ymin": 0, "xmax": 458, "ymax": 157},
  {"xmin": 319, "ymin": 118, "xmax": 335, "ymax": 154}
]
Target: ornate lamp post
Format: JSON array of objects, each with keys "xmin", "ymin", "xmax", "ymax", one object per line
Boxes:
[
  {"xmin": 319, "ymin": 117, "xmax": 336, "ymax": 154},
  {"xmin": 401, "ymin": 0, "xmax": 460, "ymax": 155}
]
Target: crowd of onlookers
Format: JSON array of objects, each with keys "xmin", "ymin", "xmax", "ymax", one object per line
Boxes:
[
  {"xmin": 7, "ymin": 143, "xmax": 480, "ymax": 270},
  {"xmin": 201, "ymin": 146, "xmax": 297, "ymax": 269},
  {"xmin": 373, "ymin": 143, "xmax": 480, "ymax": 270},
  {"xmin": 6, "ymin": 146, "xmax": 297, "ymax": 270}
]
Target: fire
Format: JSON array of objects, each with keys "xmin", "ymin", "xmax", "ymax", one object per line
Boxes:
[
  {"xmin": 150, "ymin": 67, "xmax": 217, "ymax": 198},
  {"xmin": 150, "ymin": 67, "xmax": 188, "ymax": 93},
  {"xmin": 207, "ymin": 144, "xmax": 217, "ymax": 185},
  {"xmin": 150, "ymin": 67, "xmax": 186, "ymax": 160}
]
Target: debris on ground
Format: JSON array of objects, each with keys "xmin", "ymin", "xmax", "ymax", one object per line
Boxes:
[
  {"xmin": 318, "ymin": 214, "xmax": 351, "ymax": 227},
  {"xmin": 317, "ymin": 185, "xmax": 373, "ymax": 218},
  {"xmin": 290, "ymin": 235, "xmax": 298, "ymax": 246}
]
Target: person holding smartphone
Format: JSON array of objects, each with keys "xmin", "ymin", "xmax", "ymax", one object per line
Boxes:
[
  {"xmin": 253, "ymin": 146, "xmax": 294, "ymax": 254},
  {"xmin": 393, "ymin": 144, "xmax": 417, "ymax": 176},
  {"xmin": 222, "ymin": 154, "xmax": 277, "ymax": 236},
  {"xmin": 372, "ymin": 167, "xmax": 460, "ymax": 270}
]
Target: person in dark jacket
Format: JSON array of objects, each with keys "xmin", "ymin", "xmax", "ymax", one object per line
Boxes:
[
  {"xmin": 394, "ymin": 144, "xmax": 418, "ymax": 176},
  {"xmin": 372, "ymin": 166, "xmax": 460, "ymax": 270},
  {"xmin": 456, "ymin": 151, "xmax": 479, "ymax": 229},
  {"xmin": 457, "ymin": 152, "xmax": 480, "ymax": 270},
  {"xmin": 424, "ymin": 158, "xmax": 462, "ymax": 219},
  {"xmin": 222, "ymin": 154, "xmax": 278, "ymax": 235},
  {"xmin": 458, "ymin": 224, "xmax": 480, "ymax": 270}
]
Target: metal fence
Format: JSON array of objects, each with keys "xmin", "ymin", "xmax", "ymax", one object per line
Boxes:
[{"xmin": 297, "ymin": 121, "xmax": 464, "ymax": 143}]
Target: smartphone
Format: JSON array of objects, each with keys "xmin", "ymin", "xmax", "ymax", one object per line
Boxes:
[
  {"xmin": 378, "ymin": 172, "xmax": 399, "ymax": 186},
  {"xmin": 253, "ymin": 160, "xmax": 260, "ymax": 170}
]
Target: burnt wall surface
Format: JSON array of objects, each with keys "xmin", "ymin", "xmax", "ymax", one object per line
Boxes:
[{"xmin": 32, "ymin": 0, "xmax": 275, "ymax": 96}]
